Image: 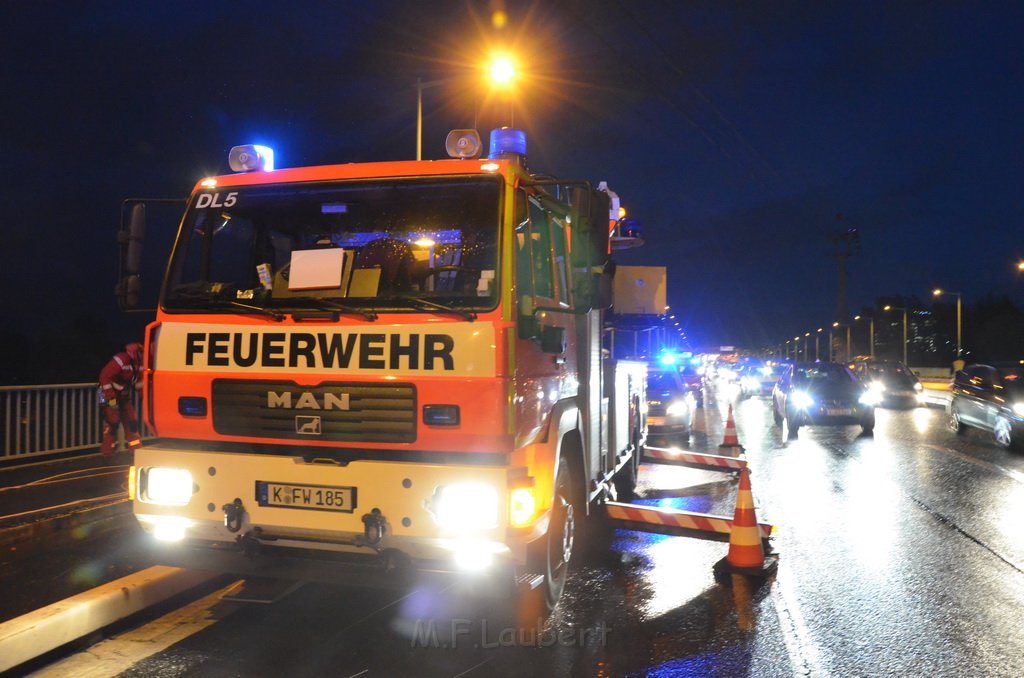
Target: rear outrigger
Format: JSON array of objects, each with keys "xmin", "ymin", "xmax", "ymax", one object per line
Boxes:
[{"xmin": 120, "ymin": 127, "xmax": 647, "ymax": 612}]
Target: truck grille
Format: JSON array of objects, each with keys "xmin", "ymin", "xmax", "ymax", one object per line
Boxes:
[{"xmin": 212, "ymin": 379, "xmax": 416, "ymax": 443}]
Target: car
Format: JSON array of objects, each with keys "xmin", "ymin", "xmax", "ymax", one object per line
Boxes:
[
  {"xmin": 948, "ymin": 363, "xmax": 1024, "ymax": 450},
  {"xmin": 772, "ymin": 362, "xmax": 877, "ymax": 435},
  {"xmin": 645, "ymin": 368, "xmax": 695, "ymax": 441},
  {"xmin": 676, "ymin": 363, "xmax": 706, "ymax": 408},
  {"xmin": 738, "ymin": 360, "xmax": 781, "ymax": 398},
  {"xmin": 849, "ymin": 359, "xmax": 925, "ymax": 408}
]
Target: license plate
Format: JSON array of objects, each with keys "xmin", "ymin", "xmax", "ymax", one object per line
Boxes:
[
  {"xmin": 256, "ymin": 481, "xmax": 357, "ymax": 513},
  {"xmin": 825, "ymin": 408, "xmax": 852, "ymax": 416}
]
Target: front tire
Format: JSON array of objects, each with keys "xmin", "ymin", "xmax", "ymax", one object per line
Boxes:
[
  {"xmin": 949, "ymin": 405, "xmax": 965, "ymax": 434},
  {"xmin": 541, "ymin": 460, "xmax": 576, "ymax": 611},
  {"xmin": 994, "ymin": 415, "xmax": 1018, "ymax": 450},
  {"xmin": 861, "ymin": 410, "xmax": 875, "ymax": 434}
]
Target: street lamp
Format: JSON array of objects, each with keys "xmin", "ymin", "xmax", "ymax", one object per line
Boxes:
[
  {"xmin": 884, "ymin": 305, "xmax": 908, "ymax": 365},
  {"xmin": 804, "ymin": 332, "xmax": 811, "ymax": 361},
  {"xmin": 815, "ymin": 328, "xmax": 823, "ymax": 361},
  {"xmin": 415, "ymin": 54, "xmax": 518, "ymax": 161},
  {"xmin": 832, "ymin": 321, "xmax": 850, "ymax": 362},
  {"xmin": 932, "ymin": 288, "xmax": 962, "ymax": 360},
  {"xmin": 853, "ymin": 315, "xmax": 874, "ymax": 358}
]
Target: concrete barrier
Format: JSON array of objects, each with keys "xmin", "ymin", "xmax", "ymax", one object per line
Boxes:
[{"xmin": 0, "ymin": 566, "xmax": 219, "ymax": 674}]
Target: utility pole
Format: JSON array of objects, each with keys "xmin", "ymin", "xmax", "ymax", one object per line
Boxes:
[{"xmin": 829, "ymin": 217, "xmax": 861, "ymax": 323}]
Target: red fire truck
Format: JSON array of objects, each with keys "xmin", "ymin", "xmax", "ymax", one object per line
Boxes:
[{"xmin": 120, "ymin": 127, "xmax": 647, "ymax": 612}]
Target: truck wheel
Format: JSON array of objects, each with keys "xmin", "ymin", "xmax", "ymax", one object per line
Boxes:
[
  {"xmin": 613, "ymin": 414, "xmax": 642, "ymax": 501},
  {"xmin": 541, "ymin": 460, "xmax": 576, "ymax": 611}
]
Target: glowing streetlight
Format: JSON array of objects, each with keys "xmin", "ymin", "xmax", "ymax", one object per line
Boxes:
[
  {"xmin": 932, "ymin": 288, "xmax": 962, "ymax": 359},
  {"xmin": 415, "ymin": 54, "xmax": 519, "ymax": 161},
  {"xmin": 489, "ymin": 55, "xmax": 516, "ymax": 86},
  {"xmin": 853, "ymin": 315, "xmax": 874, "ymax": 358},
  {"xmin": 815, "ymin": 328, "xmax": 823, "ymax": 361}
]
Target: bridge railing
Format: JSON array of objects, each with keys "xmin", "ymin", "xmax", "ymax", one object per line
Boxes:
[{"xmin": 1, "ymin": 383, "xmax": 151, "ymax": 461}]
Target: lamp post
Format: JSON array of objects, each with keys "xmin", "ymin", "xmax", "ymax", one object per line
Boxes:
[
  {"xmin": 853, "ymin": 315, "xmax": 874, "ymax": 358},
  {"xmin": 932, "ymin": 289, "xmax": 962, "ymax": 360},
  {"xmin": 804, "ymin": 332, "xmax": 812, "ymax": 361},
  {"xmin": 832, "ymin": 321, "xmax": 850, "ymax": 362},
  {"xmin": 815, "ymin": 328, "xmax": 823, "ymax": 361},
  {"xmin": 884, "ymin": 305, "xmax": 908, "ymax": 365},
  {"xmin": 416, "ymin": 54, "xmax": 518, "ymax": 161}
]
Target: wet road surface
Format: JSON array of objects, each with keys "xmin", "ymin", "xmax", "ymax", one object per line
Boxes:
[{"xmin": 12, "ymin": 386, "xmax": 1024, "ymax": 677}]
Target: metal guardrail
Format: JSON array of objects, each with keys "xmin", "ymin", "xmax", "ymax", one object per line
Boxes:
[{"xmin": 1, "ymin": 383, "xmax": 150, "ymax": 461}]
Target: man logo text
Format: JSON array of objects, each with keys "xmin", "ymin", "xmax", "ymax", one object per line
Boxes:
[{"xmin": 268, "ymin": 391, "xmax": 350, "ymax": 411}]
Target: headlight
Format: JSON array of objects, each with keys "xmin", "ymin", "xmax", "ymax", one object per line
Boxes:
[
  {"xmin": 433, "ymin": 483, "xmax": 499, "ymax": 531},
  {"xmin": 869, "ymin": 381, "xmax": 886, "ymax": 393},
  {"xmin": 859, "ymin": 391, "xmax": 881, "ymax": 406},
  {"xmin": 666, "ymin": 400, "xmax": 689, "ymax": 417},
  {"xmin": 791, "ymin": 390, "xmax": 814, "ymax": 409},
  {"xmin": 1012, "ymin": 403, "xmax": 1024, "ymax": 417},
  {"xmin": 914, "ymin": 382, "xmax": 924, "ymax": 392},
  {"xmin": 141, "ymin": 467, "xmax": 194, "ymax": 506},
  {"xmin": 741, "ymin": 376, "xmax": 759, "ymax": 389}
]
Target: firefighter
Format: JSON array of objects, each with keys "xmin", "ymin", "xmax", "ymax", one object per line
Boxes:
[{"xmin": 98, "ymin": 342, "xmax": 144, "ymax": 458}]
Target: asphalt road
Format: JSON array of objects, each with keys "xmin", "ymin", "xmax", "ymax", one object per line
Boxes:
[{"xmin": 7, "ymin": 384, "xmax": 1024, "ymax": 677}]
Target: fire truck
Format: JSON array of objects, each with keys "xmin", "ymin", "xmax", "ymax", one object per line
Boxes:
[{"xmin": 119, "ymin": 127, "xmax": 647, "ymax": 612}]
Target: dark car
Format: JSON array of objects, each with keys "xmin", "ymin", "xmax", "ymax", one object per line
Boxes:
[
  {"xmin": 772, "ymin": 362, "xmax": 876, "ymax": 435},
  {"xmin": 676, "ymin": 364, "xmax": 706, "ymax": 408},
  {"xmin": 646, "ymin": 368, "xmax": 695, "ymax": 441},
  {"xmin": 738, "ymin": 360, "xmax": 781, "ymax": 398},
  {"xmin": 949, "ymin": 363, "xmax": 1024, "ymax": 450},
  {"xmin": 849, "ymin": 359, "xmax": 924, "ymax": 408}
]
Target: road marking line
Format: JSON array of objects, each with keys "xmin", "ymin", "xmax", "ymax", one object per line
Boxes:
[
  {"xmin": 921, "ymin": 443, "xmax": 1024, "ymax": 485},
  {"xmin": 29, "ymin": 579, "xmax": 245, "ymax": 678},
  {"xmin": 771, "ymin": 566, "xmax": 826, "ymax": 678}
]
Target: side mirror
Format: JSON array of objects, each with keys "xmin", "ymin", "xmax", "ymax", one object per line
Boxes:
[{"xmin": 116, "ymin": 203, "xmax": 147, "ymax": 310}]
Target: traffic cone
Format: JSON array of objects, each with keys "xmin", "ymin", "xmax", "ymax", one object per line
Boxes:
[
  {"xmin": 714, "ymin": 466, "xmax": 778, "ymax": 581},
  {"xmin": 718, "ymin": 404, "xmax": 745, "ymax": 457}
]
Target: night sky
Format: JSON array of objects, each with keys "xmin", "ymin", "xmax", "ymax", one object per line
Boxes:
[{"xmin": 2, "ymin": 1, "xmax": 1022, "ymax": 381}]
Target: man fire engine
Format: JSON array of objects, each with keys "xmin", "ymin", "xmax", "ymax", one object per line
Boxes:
[
  {"xmin": 98, "ymin": 342, "xmax": 144, "ymax": 458},
  {"xmin": 120, "ymin": 127, "xmax": 646, "ymax": 612}
]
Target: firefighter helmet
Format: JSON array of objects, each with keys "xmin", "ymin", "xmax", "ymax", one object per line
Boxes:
[{"xmin": 125, "ymin": 342, "xmax": 143, "ymax": 364}]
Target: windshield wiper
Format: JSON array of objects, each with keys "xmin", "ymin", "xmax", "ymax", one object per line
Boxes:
[
  {"xmin": 286, "ymin": 297, "xmax": 378, "ymax": 321},
  {"xmin": 168, "ymin": 284, "xmax": 284, "ymax": 321},
  {"xmin": 226, "ymin": 299, "xmax": 285, "ymax": 321},
  {"xmin": 384, "ymin": 295, "xmax": 477, "ymax": 321}
]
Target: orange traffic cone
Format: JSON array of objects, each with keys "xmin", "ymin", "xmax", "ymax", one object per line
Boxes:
[
  {"xmin": 718, "ymin": 404, "xmax": 745, "ymax": 457},
  {"xmin": 714, "ymin": 466, "xmax": 778, "ymax": 581}
]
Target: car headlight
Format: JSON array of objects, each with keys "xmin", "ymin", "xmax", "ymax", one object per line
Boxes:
[
  {"xmin": 432, "ymin": 483, "xmax": 499, "ymax": 531},
  {"xmin": 141, "ymin": 467, "xmax": 194, "ymax": 506},
  {"xmin": 741, "ymin": 376, "xmax": 759, "ymax": 389},
  {"xmin": 1012, "ymin": 402, "xmax": 1024, "ymax": 417},
  {"xmin": 859, "ymin": 390, "xmax": 881, "ymax": 406},
  {"xmin": 791, "ymin": 390, "xmax": 814, "ymax": 409},
  {"xmin": 914, "ymin": 382, "xmax": 924, "ymax": 392},
  {"xmin": 666, "ymin": 400, "xmax": 689, "ymax": 417},
  {"xmin": 869, "ymin": 381, "xmax": 886, "ymax": 393}
]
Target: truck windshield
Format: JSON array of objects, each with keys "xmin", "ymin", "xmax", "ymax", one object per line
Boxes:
[{"xmin": 163, "ymin": 177, "xmax": 501, "ymax": 315}]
